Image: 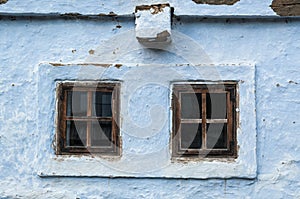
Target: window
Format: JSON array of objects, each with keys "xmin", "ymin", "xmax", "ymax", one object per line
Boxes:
[
  {"xmin": 172, "ymin": 82, "xmax": 237, "ymax": 158},
  {"xmin": 56, "ymin": 82, "xmax": 120, "ymax": 155}
]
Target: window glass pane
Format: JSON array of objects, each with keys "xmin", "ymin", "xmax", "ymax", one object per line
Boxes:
[
  {"xmin": 181, "ymin": 93, "xmax": 202, "ymax": 119},
  {"xmin": 206, "ymin": 93, "xmax": 227, "ymax": 119},
  {"xmin": 66, "ymin": 121, "xmax": 87, "ymax": 146},
  {"xmin": 206, "ymin": 123, "xmax": 227, "ymax": 149},
  {"xmin": 180, "ymin": 123, "xmax": 202, "ymax": 149},
  {"xmin": 91, "ymin": 121, "xmax": 112, "ymax": 146},
  {"xmin": 67, "ymin": 91, "xmax": 88, "ymax": 116},
  {"xmin": 92, "ymin": 92, "xmax": 112, "ymax": 117}
]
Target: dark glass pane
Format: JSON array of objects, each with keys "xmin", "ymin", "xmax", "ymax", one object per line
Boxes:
[
  {"xmin": 206, "ymin": 93, "xmax": 227, "ymax": 119},
  {"xmin": 91, "ymin": 121, "xmax": 112, "ymax": 146},
  {"xmin": 92, "ymin": 92, "xmax": 112, "ymax": 117},
  {"xmin": 67, "ymin": 91, "xmax": 88, "ymax": 116},
  {"xmin": 206, "ymin": 123, "xmax": 227, "ymax": 149},
  {"xmin": 180, "ymin": 123, "xmax": 202, "ymax": 149},
  {"xmin": 66, "ymin": 121, "xmax": 87, "ymax": 146},
  {"xmin": 181, "ymin": 93, "xmax": 202, "ymax": 119}
]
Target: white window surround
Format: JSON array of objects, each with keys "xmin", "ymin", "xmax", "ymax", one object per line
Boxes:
[{"xmin": 36, "ymin": 63, "xmax": 256, "ymax": 179}]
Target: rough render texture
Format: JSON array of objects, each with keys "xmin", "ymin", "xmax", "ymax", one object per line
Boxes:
[
  {"xmin": 0, "ymin": 1, "xmax": 300, "ymax": 198},
  {"xmin": 2, "ymin": 0, "xmax": 300, "ymax": 16},
  {"xmin": 0, "ymin": 0, "xmax": 284, "ymax": 16},
  {"xmin": 0, "ymin": 15, "xmax": 300, "ymax": 197}
]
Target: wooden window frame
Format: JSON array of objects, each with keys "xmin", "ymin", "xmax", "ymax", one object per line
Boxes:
[
  {"xmin": 56, "ymin": 82, "xmax": 120, "ymax": 156},
  {"xmin": 172, "ymin": 82, "xmax": 237, "ymax": 158}
]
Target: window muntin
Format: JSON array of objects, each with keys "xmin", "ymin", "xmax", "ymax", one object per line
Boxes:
[
  {"xmin": 172, "ymin": 83, "xmax": 237, "ymax": 158},
  {"xmin": 56, "ymin": 82, "xmax": 120, "ymax": 155}
]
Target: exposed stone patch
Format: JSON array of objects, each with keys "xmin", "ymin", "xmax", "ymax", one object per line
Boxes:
[
  {"xmin": 108, "ymin": 11, "xmax": 117, "ymax": 16},
  {"xmin": 114, "ymin": 64, "xmax": 122, "ymax": 68},
  {"xmin": 271, "ymin": 0, "xmax": 300, "ymax": 16},
  {"xmin": 192, "ymin": 0, "xmax": 239, "ymax": 5},
  {"xmin": 135, "ymin": 4, "xmax": 170, "ymax": 14},
  {"xmin": 89, "ymin": 49, "xmax": 95, "ymax": 55},
  {"xmin": 0, "ymin": 0, "xmax": 8, "ymax": 4}
]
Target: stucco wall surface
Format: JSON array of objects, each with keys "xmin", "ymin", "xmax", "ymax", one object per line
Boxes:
[
  {"xmin": 0, "ymin": 16, "xmax": 300, "ymax": 198},
  {"xmin": 0, "ymin": 0, "xmax": 279, "ymax": 16}
]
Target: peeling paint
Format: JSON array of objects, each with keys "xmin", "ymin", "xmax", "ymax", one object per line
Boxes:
[
  {"xmin": 114, "ymin": 64, "xmax": 122, "ymax": 68},
  {"xmin": 271, "ymin": 0, "xmax": 300, "ymax": 16},
  {"xmin": 88, "ymin": 49, "xmax": 95, "ymax": 55},
  {"xmin": 192, "ymin": 0, "xmax": 239, "ymax": 5},
  {"xmin": 108, "ymin": 11, "xmax": 117, "ymax": 16},
  {"xmin": 49, "ymin": 63, "xmax": 112, "ymax": 67},
  {"xmin": 288, "ymin": 80, "xmax": 298, "ymax": 84},
  {"xmin": 60, "ymin": 12, "xmax": 82, "ymax": 18},
  {"xmin": 49, "ymin": 62, "xmax": 65, "ymax": 67}
]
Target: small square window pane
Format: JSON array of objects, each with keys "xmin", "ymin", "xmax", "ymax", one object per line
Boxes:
[
  {"xmin": 67, "ymin": 91, "xmax": 88, "ymax": 116},
  {"xmin": 66, "ymin": 121, "xmax": 87, "ymax": 146},
  {"xmin": 206, "ymin": 93, "xmax": 227, "ymax": 119},
  {"xmin": 91, "ymin": 121, "xmax": 112, "ymax": 146},
  {"xmin": 206, "ymin": 123, "xmax": 227, "ymax": 149},
  {"xmin": 92, "ymin": 92, "xmax": 112, "ymax": 117},
  {"xmin": 181, "ymin": 93, "xmax": 202, "ymax": 119},
  {"xmin": 180, "ymin": 123, "xmax": 202, "ymax": 149}
]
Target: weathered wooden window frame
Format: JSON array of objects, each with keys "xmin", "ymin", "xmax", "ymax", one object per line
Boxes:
[
  {"xmin": 172, "ymin": 82, "xmax": 237, "ymax": 158},
  {"xmin": 56, "ymin": 82, "xmax": 120, "ymax": 155}
]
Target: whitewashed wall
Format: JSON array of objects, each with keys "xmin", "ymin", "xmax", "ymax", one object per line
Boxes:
[{"xmin": 0, "ymin": 1, "xmax": 300, "ymax": 198}]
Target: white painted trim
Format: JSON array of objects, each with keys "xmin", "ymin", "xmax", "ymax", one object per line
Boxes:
[{"xmin": 36, "ymin": 63, "xmax": 256, "ymax": 179}]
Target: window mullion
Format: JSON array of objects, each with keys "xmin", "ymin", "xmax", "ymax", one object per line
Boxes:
[
  {"xmin": 86, "ymin": 91, "xmax": 93, "ymax": 147},
  {"xmin": 177, "ymin": 92, "xmax": 181, "ymax": 152},
  {"xmin": 227, "ymin": 91, "xmax": 232, "ymax": 150},
  {"xmin": 113, "ymin": 85, "xmax": 120, "ymax": 154},
  {"xmin": 62, "ymin": 90, "xmax": 68, "ymax": 150},
  {"xmin": 111, "ymin": 88, "xmax": 116, "ymax": 149},
  {"xmin": 202, "ymin": 92, "xmax": 206, "ymax": 149}
]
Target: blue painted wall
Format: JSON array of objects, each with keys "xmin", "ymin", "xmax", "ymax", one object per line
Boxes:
[{"xmin": 0, "ymin": 3, "xmax": 300, "ymax": 198}]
